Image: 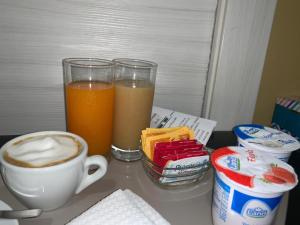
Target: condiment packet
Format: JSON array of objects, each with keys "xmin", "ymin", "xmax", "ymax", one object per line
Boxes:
[
  {"xmin": 141, "ymin": 126, "xmax": 210, "ymax": 185},
  {"xmin": 153, "ymin": 139, "xmax": 209, "ymax": 177},
  {"xmin": 158, "ymin": 151, "xmax": 208, "ymax": 168},
  {"xmin": 141, "ymin": 127, "xmax": 195, "ymax": 160},
  {"xmin": 153, "ymin": 139, "xmax": 205, "ymax": 167}
]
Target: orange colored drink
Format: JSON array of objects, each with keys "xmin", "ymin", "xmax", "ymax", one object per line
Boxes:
[{"xmin": 65, "ymin": 81, "xmax": 114, "ymax": 156}]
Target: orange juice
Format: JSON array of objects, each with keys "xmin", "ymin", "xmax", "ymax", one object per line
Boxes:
[{"xmin": 65, "ymin": 81, "xmax": 114, "ymax": 156}]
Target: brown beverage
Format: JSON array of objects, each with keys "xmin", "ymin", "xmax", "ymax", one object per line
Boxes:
[
  {"xmin": 3, "ymin": 134, "xmax": 82, "ymax": 168},
  {"xmin": 112, "ymin": 79, "xmax": 155, "ymax": 150}
]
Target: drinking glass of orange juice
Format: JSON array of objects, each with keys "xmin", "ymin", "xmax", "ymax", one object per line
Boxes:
[
  {"xmin": 63, "ymin": 58, "xmax": 114, "ymax": 156},
  {"xmin": 111, "ymin": 58, "xmax": 157, "ymax": 161}
]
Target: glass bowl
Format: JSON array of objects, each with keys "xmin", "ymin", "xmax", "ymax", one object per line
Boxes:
[{"xmin": 141, "ymin": 152, "xmax": 211, "ymax": 187}]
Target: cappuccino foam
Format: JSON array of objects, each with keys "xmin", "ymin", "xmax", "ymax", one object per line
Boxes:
[{"xmin": 4, "ymin": 134, "xmax": 81, "ymax": 168}]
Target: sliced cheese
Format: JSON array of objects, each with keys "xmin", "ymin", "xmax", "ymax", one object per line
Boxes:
[
  {"xmin": 141, "ymin": 127, "xmax": 183, "ymax": 154},
  {"xmin": 141, "ymin": 126, "xmax": 195, "ymax": 160}
]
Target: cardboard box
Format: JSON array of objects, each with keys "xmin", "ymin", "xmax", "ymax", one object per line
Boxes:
[{"xmin": 271, "ymin": 97, "xmax": 300, "ymax": 140}]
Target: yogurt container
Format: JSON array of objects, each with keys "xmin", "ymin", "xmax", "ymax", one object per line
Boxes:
[
  {"xmin": 233, "ymin": 124, "xmax": 300, "ymax": 162},
  {"xmin": 211, "ymin": 146, "xmax": 298, "ymax": 225}
]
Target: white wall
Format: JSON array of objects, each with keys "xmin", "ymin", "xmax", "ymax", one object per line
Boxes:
[
  {"xmin": 204, "ymin": 0, "xmax": 277, "ymax": 130},
  {"xmin": 0, "ymin": 0, "xmax": 279, "ymax": 134},
  {"xmin": 0, "ymin": 0, "xmax": 217, "ymax": 134}
]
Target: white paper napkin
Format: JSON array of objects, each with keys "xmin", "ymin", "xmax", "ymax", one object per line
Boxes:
[{"xmin": 66, "ymin": 189, "xmax": 171, "ymax": 225}]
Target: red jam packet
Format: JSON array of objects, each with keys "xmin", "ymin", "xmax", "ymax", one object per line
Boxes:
[
  {"xmin": 155, "ymin": 139, "xmax": 197, "ymax": 148},
  {"xmin": 153, "ymin": 144, "xmax": 203, "ymax": 163},
  {"xmin": 153, "ymin": 139, "xmax": 208, "ymax": 168},
  {"xmin": 154, "ymin": 146, "xmax": 203, "ymax": 165},
  {"xmin": 158, "ymin": 151, "xmax": 208, "ymax": 168}
]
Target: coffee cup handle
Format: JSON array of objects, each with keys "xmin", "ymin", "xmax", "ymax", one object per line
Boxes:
[{"xmin": 75, "ymin": 155, "xmax": 108, "ymax": 194}]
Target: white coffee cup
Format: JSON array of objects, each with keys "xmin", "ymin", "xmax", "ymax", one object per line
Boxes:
[{"xmin": 0, "ymin": 131, "xmax": 108, "ymax": 211}]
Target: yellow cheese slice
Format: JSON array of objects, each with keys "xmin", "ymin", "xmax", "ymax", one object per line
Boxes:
[
  {"xmin": 141, "ymin": 126, "xmax": 195, "ymax": 160},
  {"xmin": 141, "ymin": 127, "xmax": 182, "ymax": 153}
]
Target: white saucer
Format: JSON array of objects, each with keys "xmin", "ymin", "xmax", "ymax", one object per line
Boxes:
[{"xmin": 0, "ymin": 201, "xmax": 19, "ymax": 225}]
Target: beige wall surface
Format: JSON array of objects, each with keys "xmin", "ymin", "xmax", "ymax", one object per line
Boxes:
[{"xmin": 253, "ymin": 0, "xmax": 300, "ymax": 125}]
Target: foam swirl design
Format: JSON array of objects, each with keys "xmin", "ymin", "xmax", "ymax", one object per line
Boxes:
[{"xmin": 5, "ymin": 135, "xmax": 80, "ymax": 167}]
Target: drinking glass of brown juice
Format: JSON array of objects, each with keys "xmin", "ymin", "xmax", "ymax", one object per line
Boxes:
[
  {"xmin": 63, "ymin": 58, "xmax": 114, "ymax": 156},
  {"xmin": 111, "ymin": 58, "xmax": 157, "ymax": 161}
]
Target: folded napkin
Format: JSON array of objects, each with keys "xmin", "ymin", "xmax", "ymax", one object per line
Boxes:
[{"xmin": 67, "ymin": 189, "xmax": 171, "ymax": 225}]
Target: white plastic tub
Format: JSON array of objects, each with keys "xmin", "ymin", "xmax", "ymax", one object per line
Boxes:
[
  {"xmin": 211, "ymin": 146, "xmax": 298, "ymax": 225},
  {"xmin": 233, "ymin": 124, "xmax": 300, "ymax": 162}
]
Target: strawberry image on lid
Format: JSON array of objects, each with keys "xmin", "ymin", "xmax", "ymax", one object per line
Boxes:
[
  {"xmin": 211, "ymin": 146, "xmax": 298, "ymax": 193},
  {"xmin": 263, "ymin": 165, "xmax": 296, "ymax": 184}
]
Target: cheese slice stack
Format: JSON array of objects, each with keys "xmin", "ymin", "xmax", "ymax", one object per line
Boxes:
[{"xmin": 141, "ymin": 126, "xmax": 195, "ymax": 160}]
